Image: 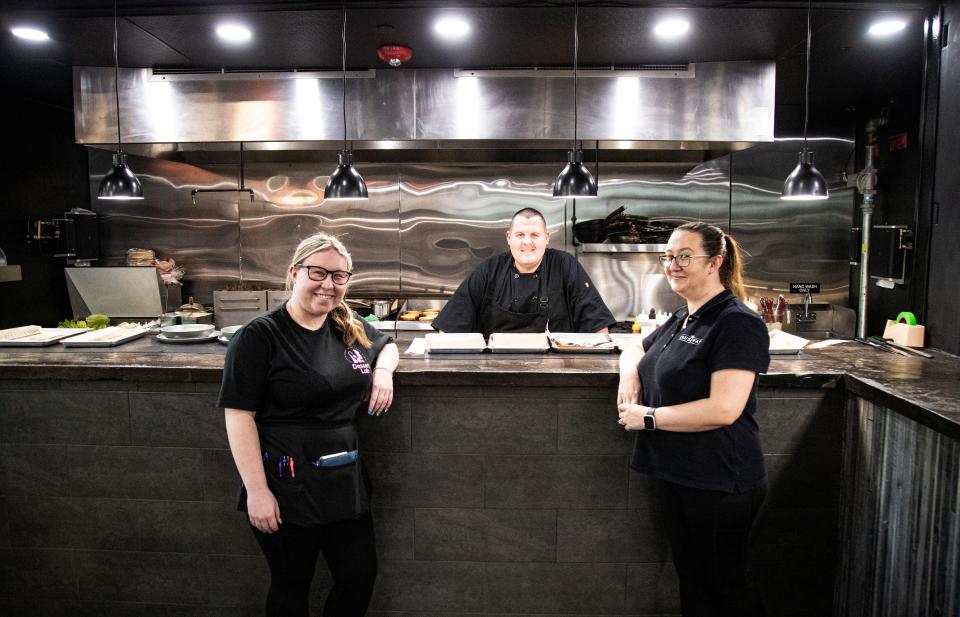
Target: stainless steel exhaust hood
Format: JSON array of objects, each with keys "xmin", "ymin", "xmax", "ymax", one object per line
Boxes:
[{"xmin": 74, "ymin": 62, "xmax": 774, "ymax": 150}]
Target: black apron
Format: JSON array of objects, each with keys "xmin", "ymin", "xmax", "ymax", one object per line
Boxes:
[
  {"xmin": 478, "ymin": 268, "xmax": 574, "ymax": 337},
  {"xmin": 244, "ymin": 421, "xmax": 369, "ymax": 527}
]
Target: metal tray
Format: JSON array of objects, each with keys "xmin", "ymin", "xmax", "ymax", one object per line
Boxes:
[
  {"xmin": 60, "ymin": 328, "xmax": 150, "ymax": 347},
  {"xmin": 0, "ymin": 328, "xmax": 90, "ymax": 347},
  {"xmin": 488, "ymin": 347, "xmax": 550, "ymax": 354},
  {"xmin": 551, "ymin": 343, "xmax": 616, "ymax": 354}
]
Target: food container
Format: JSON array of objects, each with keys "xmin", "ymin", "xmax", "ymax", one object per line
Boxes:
[
  {"xmin": 373, "ymin": 300, "xmax": 392, "ymax": 319},
  {"xmin": 425, "ymin": 332, "xmax": 487, "ymax": 353},
  {"xmin": 488, "ymin": 332, "xmax": 550, "ymax": 353},
  {"xmin": 159, "ymin": 312, "xmax": 179, "ymax": 327},
  {"xmin": 160, "ymin": 324, "xmax": 216, "ymax": 339}
]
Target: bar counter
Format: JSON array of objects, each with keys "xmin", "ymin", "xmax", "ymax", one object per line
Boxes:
[
  {"xmin": 0, "ymin": 339, "xmax": 957, "ymax": 617},
  {"xmin": 0, "ymin": 337, "xmax": 957, "ymax": 437}
]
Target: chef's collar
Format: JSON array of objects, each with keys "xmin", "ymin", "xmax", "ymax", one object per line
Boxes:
[
  {"xmin": 511, "ymin": 263, "xmax": 542, "ymax": 278},
  {"xmin": 673, "ymin": 289, "xmax": 735, "ymax": 324}
]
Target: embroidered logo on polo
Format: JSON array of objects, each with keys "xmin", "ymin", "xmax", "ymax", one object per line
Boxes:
[
  {"xmin": 678, "ymin": 333, "xmax": 703, "ymax": 345},
  {"xmin": 344, "ymin": 348, "xmax": 371, "ymax": 374}
]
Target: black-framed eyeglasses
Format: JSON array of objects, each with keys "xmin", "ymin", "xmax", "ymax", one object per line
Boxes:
[
  {"xmin": 658, "ymin": 254, "xmax": 712, "ymax": 268},
  {"xmin": 296, "ymin": 264, "xmax": 353, "ymax": 284}
]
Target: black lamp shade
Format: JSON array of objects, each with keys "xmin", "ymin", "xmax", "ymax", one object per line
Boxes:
[
  {"xmin": 97, "ymin": 152, "xmax": 143, "ymax": 200},
  {"xmin": 552, "ymin": 149, "xmax": 598, "ymax": 198},
  {"xmin": 323, "ymin": 151, "xmax": 369, "ymax": 200},
  {"xmin": 781, "ymin": 149, "xmax": 829, "ymax": 201}
]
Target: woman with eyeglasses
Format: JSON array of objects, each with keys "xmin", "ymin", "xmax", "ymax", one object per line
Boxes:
[
  {"xmin": 617, "ymin": 222, "xmax": 769, "ymax": 617},
  {"xmin": 219, "ymin": 232, "xmax": 399, "ymax": 617}
]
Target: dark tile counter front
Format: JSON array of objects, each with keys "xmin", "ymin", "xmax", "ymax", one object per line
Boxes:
[{"xmin": 0, "ymin": 340, "xmax": 957, "ymax": 616}]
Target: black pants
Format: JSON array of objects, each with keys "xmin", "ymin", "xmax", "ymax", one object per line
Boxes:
[
  {"xmin": 657, "ymin": 480, "xmax": 766, "ymax": 617},
  {"xmin": 252, "ymin": 511, "xmax": 377, "ymax": 617}
]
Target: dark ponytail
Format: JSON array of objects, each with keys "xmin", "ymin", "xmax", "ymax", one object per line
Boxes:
[{"xmin": 675, "ymin": 222, "xmax": 747, "ymax": 300}]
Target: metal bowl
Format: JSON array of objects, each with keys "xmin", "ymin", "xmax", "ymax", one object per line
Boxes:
[
  {"xmin": 220, "ymin": 325, "xmax": 242, "ymax": 340},
  {"xmin": 160, "ymin": 324, "xmax": 215, "ymax": 339}
]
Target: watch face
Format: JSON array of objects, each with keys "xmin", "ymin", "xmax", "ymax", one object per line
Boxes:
[{"xmin": 643, "ymin": 414, "xmax": 656, "ymax": 430}]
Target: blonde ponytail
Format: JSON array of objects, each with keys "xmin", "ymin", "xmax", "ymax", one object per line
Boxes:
[{"xmin": 675, "ymin": 221, "xmax": 748, "ymax": 300}]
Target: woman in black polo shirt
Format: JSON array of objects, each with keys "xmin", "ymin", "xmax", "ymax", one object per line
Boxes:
[
  {"xmin": 219, "ymin": 232, "xmax": 399, "ymax": 617},
  {"xmin": 617, "ymin": 222, "xmax": 769, "ymax": 616}
]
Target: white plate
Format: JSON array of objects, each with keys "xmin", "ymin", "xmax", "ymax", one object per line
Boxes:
[
  {"xmin": 157, "ymin": 331, "xmax": 221, "ymax": 344},
  {"xmin": 218, "ymin": 335, "xmax": 230, "ymax": 345},
  {"xmin": 0, "ymin": 328, "xmax": 90, "ymax": 347}
]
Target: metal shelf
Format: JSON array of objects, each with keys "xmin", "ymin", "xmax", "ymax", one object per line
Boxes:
[{"xmin": 577, "ymin": 243, "xmax": 666, "ymax": 253}]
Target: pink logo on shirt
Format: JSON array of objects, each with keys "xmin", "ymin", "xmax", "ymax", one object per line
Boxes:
[{"xmin": 344, "ymin": 348, "xmax": 371, "ymax": 374}]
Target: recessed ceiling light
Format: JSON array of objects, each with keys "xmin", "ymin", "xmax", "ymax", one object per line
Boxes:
[
  {"xmin": 868, "ymin": 19, "xmax": 907, "ymax": 37},
  {"xmin": 216, "ymin": 23, "xmax": 252, "ymax": 44},
  {"xmin": 11, "ymin": 27, "xmax": 50, "ymax": 42},
  {"xmin": 653, "ymin": 19, "xmax": 690, "ymax": 40},
  {"xmin": 434, "ymin": 16, "xmax": 470, "ymax": 40}
]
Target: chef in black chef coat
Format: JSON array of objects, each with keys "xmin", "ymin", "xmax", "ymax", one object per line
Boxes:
[{"xmin": 432, "ymin": 207, "xmax": 616, "ymax": 337}]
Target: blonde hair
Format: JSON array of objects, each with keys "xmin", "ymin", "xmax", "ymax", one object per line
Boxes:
[
  {"xmin": 675, "ymin": 222, "xmax": 747, "ymax": 300},
  {"xmin": 285, "ymin": 232, "xmax": 371, "ymax": 348}
]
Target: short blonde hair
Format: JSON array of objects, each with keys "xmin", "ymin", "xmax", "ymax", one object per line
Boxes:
[{"xmin": 285, "ymin": 232, "xmax": 370, "ymax": 348}]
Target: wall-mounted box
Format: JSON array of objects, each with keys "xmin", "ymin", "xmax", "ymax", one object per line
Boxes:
[{"xmin": 870, "ymin": 225, "xmax": 912, "ymax": 285}]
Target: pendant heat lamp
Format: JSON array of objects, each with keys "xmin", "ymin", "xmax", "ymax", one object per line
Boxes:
[
  {"xmin": 98, "ymin": 0, "xmax": 142, "ymax": 200},
  {"xmin": 781, "ymin": 0, "xmax": 828, "ymax": 201},
  {"xmin": 324, "ymin": 6, "xmax": 368, "ymax": 201},
  {"xmin": 553, "ymin": 0, "xmax": 597, "ymax": 199}
]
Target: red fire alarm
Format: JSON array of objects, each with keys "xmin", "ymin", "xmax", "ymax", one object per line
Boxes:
[{"xmin": 377, "ymin": 44, "xmax": 413, "ymax": 67}]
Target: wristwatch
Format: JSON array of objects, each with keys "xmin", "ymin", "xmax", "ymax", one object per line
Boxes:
[{"xmin": 643, "ymin": 408, "xmax": 658, "ymax": 431}]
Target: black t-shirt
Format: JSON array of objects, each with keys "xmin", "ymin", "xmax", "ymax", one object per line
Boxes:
[
  {"xmin": 432, "ymin": 248, "xmax": 616, "ymax": 336},
  {"xmin": 631, "ymin": 290, "xmax": 770, "ymax": 493},
  {"xmin": 218, "ymin": 303, "xmax": 391, "ymax": 525}
]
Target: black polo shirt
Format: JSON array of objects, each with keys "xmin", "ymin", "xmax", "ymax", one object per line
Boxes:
[{"xmin": 631, "ymin": 289, "xmax": 770, "ymax": 493}]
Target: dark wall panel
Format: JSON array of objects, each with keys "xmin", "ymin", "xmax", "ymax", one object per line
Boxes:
[{"xmin": 927, "ymin": 1, "xmax": 960, "ymax": 354}]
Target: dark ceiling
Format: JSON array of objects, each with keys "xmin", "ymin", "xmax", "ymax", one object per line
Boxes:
[{"xmin": 0, "ymin": 0, "xmax": 933, "ymax": 122}]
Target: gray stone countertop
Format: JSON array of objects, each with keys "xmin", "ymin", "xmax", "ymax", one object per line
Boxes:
[{"xmin": 0, "ymin": 335, "xmax": 957, "ymax": 439}]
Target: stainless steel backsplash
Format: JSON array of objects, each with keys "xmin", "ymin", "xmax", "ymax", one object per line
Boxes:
[{"xmin": 88, "ymin": 139, "xmax": 852, "ymax": 318}]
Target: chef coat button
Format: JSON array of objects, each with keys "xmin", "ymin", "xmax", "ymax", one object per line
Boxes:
[
  {"xmin": 534, "ymin": 274, "xmax": 538, "ymax": 278},
  {"xmin": 514, "ymin": 273, "xmax": 519, "ymax": 278}
]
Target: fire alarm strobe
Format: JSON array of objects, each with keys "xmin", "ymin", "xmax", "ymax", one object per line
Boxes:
[{"xmin": 377, "ymin": 44, "xmax": 413, "ymax": 67}]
